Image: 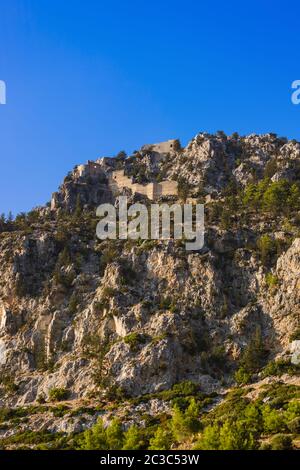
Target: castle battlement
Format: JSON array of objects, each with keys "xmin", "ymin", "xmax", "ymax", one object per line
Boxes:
[
  {"xmin": 73, "ymin": 140, "xmax": 179, "ymax": 201},
  {"xmin": 141, "ymin": 139, "xmax": 178, "ymax": 155},
  {"xmin": 76, "ymin": 160, "xmax": 104, "ymax": 178},
  {"xmin": 109, "ymin": 169, "xmax": 178, "ymax": 200}
]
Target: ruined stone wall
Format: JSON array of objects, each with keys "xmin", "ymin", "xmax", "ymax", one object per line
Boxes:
[
  {"xmin": 77, "ymin": 161, "xmax": 103, "ymax": 178},
  {"xmin": 110, "ymin": 170, "xmax": 178, "ymax": 200},
  {"xmin": 110, "ymin": 170, "xmax": 133, "ymax": 189},
  {"xmin": 159, "ymin": 180, "xmax": 178, "ymax": 197},
  {"xmin": 151, "ymin": 140, "xmax": 177, "ymax": 154},
  {"xmin": 141, "ymin": 139, "xmax": 177, "ymax": 155}
]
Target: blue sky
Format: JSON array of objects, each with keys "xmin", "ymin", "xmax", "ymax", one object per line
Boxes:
[{"xmin": 0, "ymin": 0, "xmax": 300, "ymax": 214}]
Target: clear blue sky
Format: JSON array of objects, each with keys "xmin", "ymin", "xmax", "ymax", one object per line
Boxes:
[{"xmin": 0, "ymin": 0, "xmax": 300, "ymax": 215}]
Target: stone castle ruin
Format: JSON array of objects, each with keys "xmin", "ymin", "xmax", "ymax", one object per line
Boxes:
[
  {"xmin": 107, "ymin": 139, "xmax": 179, "ymax": 199},
  {"xmin": 76, "ymin": 161, "xmax": 104, "ymax": 178},
  {"xmin": 51, "ymin": 140, "xmax": 179, "ymax": 209},
  {"xmin": 109, "ymin": 169, "xmax": 178, "ymax": 200},
  {"xmin": 141, "ymin": 139, "xmax": 179, "ymax": 156}
]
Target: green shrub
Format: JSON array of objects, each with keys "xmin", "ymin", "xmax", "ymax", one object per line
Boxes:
[
  {"xmin": 101, "ymin": 286, "xmax": 116, "ymax": 300},
  {"xmin": 68, "ymin": 294, "xmax": 79, "ymax": 314},
  {"xmin": 288, "ymin": 183, "xmax": 300, "ymax": 211},
  {"xmin": 80, "ymin": 418, "xmax": 108, "ymax": 450},
  {"xmin": 208, "ymin": 345, "xmax": 227, "ymax": 369},
  {"xmin": 218, "ymin": 420, "xmax": 257, "ymax": 450},
  {"xmin": 239, "ymin": 327, "xmax": 267, "ymax": 373},
  {"xmin": 0, "ymin": 408, "xmax": 13, "ymax": 423},
  {"xmin": 37, "ymin": 394, "xmax": 46, "ymax": 404},
  {"xmin": 264, "ymin": 159, "xmax": 278, "ymax": 178},
  {"xmin": 106, "ymin": 419, "xmax": 124, "ymax": 450},
  {"xmin": 194, "ymin": 424, "xmax": 220, "ymax": 450},
  {"xmin": 269, "ymin": 433, "xmax": 293, "ymax": 450},
  {"xmin": 234, "ymin": 366, "xmax": 252, "ymax": 385},
  {"xmin": 56, "ymin": 247, "xmax": 71, "ymax": 267},
  {"xmin": 242, "ymin": 403, "xmax": 264, "ymax": 435},
  {"xmin": 0, "ymin": 430, "xmax": 63, "ymax": 447},
  {"xmin": 262, "ymin": 359, "xmax": 300, "ymax": 378},
  {"xmin": 80, "ymin": 418, "xmax": 124, "ymax": 450},
  {"xmin": 242, "ymin": 178, "xmax": 270, "ymax": 210},
  {"xmin": 119, "ymin": 260, "xmax": 137, "ymax": 285},
  {"xmin": 53, "ymin": 270, "xmax": 75, "ymax": 289},
  {"xmin": 122, "ymin": 425, "xmax": 144, "ymax": 450},
  {"xmin": 51, "ymin": 404, "xmax": 70, "ymax": 417},
  {"xmin": 262, "ymin": 405, "xmax": 286, "ymax": 434},
  {"xmin": 220, "ymin": 209, "xmax": 231, "ymax": 230},
  {"xmin": 124, "ymin": 333, "xmax": 147, "ymax": 352},
  {"xmin": 287, "ymin": 417, "xmax": 300, "ymax": 433},
  {"xmin": 171, "ymin": 381, "xmax": 199, "ymax": 396},
  {"xmin": 257, "ymin": 235, "xmax": 277, "ymax": 266},
  {"xmin": 170, "ymin": 399, "xmax": 201, "ymax": 442},
  {"xmin": 148, "ymin": 427, "xmax": 172, "ymax": 450},
  {"xmin": 99, "ymin": 247, "xmax": 118, "ymax": 275},
  {"xmin": 195, "ymin": 420, "xmax": 257, "ymax": 450},
  {"xmin": 242, "ymin": 178, "xmax": 300, "ymax": 214},
  {"xmin": 265, "ymin": 273, "xmax": 279, "ymax": 288},
  {"xmin": 204, "ymin": 392, "xmax": 248, "ymax": 425},
  {"xmin": 259, "ymin": 383, "xmax": 299, "ymax": 403},
  {"xmin": 262, "ymin": 180, "xmax": 290, "ymax": 214},
  {"xmin": 48, "ymin": 387, "xmax": 69, "ymax": 402},
  {"xmin": 81, "ymin": 333, "xmax": 102, "ymax": 357},
  {"xmin": 105, "ymin": 385, "xmax": 128, "ymax": 401},
  {"xmin": 284, "ymin": 400, "xmax": 300, "ymax": 422},
  {"xmin": 0, "ymin": 372, "xmax": 18, "ymax": 394}
]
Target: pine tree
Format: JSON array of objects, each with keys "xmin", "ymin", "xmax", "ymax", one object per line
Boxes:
[
  {"xmin": 122, "ymin": 425, "xmax": 144, "ymax": 450},
  {"xmin": 106, "ymin": 419, "xmax": 124, "ymax": 449},
  {"xmin": 149, "ymin": 427, "xmax": 172, "ymax": 450},
  {"xmin": 80, "ymin": 418, "xmax": 108, "ymax": 450}
]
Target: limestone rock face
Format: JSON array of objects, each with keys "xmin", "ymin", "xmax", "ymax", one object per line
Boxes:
[
  {"xmin": 263, "ymin": 238, "xmax": 300, "ymax": 348},
  {"xmin": 0, "ymin": 232, "xmax": 298, "ymax": 403},
  {"xmin": 0, "ymin": 132, "xmax": 300, "ymax": 438}
]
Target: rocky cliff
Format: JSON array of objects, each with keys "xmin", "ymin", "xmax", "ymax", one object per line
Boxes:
[{"xmin": 0, "ymin": 132, "xmax": 299, "ymax": 449}]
